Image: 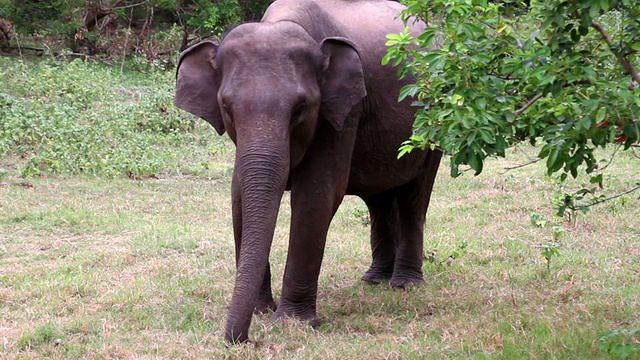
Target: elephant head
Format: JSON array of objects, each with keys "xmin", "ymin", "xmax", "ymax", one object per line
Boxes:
[{"xmin": 173, "ymin": 21, "xmax": 366, "ymax": 343}]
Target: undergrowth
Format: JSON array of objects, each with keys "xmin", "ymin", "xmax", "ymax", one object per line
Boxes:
[{"xmin": 0, "ymin": 57, "xmax": 218, "ymax": 178}]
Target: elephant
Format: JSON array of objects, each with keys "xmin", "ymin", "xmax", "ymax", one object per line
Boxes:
[{"xmin": 173, "ymin": 0, "xmax": 442, "ymax": 343}]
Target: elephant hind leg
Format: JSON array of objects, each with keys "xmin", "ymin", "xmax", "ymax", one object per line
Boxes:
[
  {"xmin": 390, "ymin": 148, "xmax": 443, "ymax": 289},
  {"xmin": 361, "ymin": 192, "xmax": 399, "ymax": 285}
]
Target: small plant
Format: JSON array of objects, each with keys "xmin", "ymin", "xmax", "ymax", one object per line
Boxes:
[
  {"xmin": 599, "ymin": 327, "xmax": 640, "ymax": 358},
  {"xmin": 352, "ymin": 207, "xmax": 370, "ymax": 226},
  {"xmin": 424, "ymin": 241, "xmax": 468, "ymax": 269},
  {"xmin": 529, "ymin": 211, "xmax": 565, "ymax": 275},
  {"xmin": 540, "ymin": 241, "xmax": 560, "ymax": 275},
  {"xmin": 530, "ymin": 212, "xmax": 547, "ymax": 228},
  {"xmin": 17, "ymin": 321, "xmax": 62, "ymax": 351}
]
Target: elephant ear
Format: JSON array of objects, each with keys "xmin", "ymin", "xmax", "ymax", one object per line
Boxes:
[
  {"xmin": 174, "ymin": 41, "xmax": 225, "ymax": 135},
  {"xmin": 319, "ymin": 37, "xmax": 367, "ymax": 131}
]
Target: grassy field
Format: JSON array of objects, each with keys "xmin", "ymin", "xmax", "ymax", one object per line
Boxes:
[{"xmin": 1, "ymin": 58, "xmax": 639, "ymax": 359}]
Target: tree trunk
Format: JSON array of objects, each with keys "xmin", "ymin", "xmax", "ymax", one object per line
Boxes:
[
  {"xmin": 82, "ymin": 0, "xmax": 125, "ymax": 31},
  {"xmin": 0, "ymin": 18, "xmax": 11, "ymax": 50}
]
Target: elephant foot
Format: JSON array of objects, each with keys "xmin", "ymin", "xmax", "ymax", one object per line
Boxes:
[
  {"xmin": 390, "ymin": 270, "xmax": 425, "ymax": 289},
  {"xmin": 361, "ymin": 269, "xmax": 392, "ymax": 285},
  {"xmin": 272, "ymin": 300, "xmax": 319, "ymax": 327},
  {"xmin": 361, "ymin": 262, "xmax": 394, "ymax": 285}
]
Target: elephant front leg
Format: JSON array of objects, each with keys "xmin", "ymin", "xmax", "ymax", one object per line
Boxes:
[
  {"xmin": 273, "ymin": 197, "xmax": 336, "ymax": 326},
  {"xmin": 273, "ymin": 172, "xmax": 348, "ymax": 327},
  {"xmin": 232, "ymin": 170, "xmax": 276, "ymax": 314},
  {"xmin": 361, "ymin": 192, "xmax": 399, "ymax": 284}
]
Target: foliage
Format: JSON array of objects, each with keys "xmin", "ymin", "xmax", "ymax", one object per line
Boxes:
[
  {"xmin": 352, "ymin": 206, "xmax": 371, "ymax": 226},
  {"xmin": 17, "ymin": 322, "xmax": 63, "ymax": 351},
  {"xmin": 184, "ymin": 0, "xmax": 243, "ymax": 36},
  {"xmin": 0, "ymin": 57, "xmax": 215, "ymax": 178},
  {"xmin": 386, "ymin": 0, "xmax": 640, "ymax": 213},
  {"xmin": 0, "ymin": 0, "xmax": 271, "ymax": 57},
  {"xmin": 424, "ymin": 241, "xmax": 468, "ymax": 268},
  {"xmin": 599, "ymin": 327, "xmax": 640, "ymax": 358}
]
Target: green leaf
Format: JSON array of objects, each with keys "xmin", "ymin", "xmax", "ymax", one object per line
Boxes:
[
  {"xmin": 468, "ymin": 152, "xmax": 484, "ymax": 175},
  {"xmin": 451, "ymin": 94, "xmax": 464, "ymax": 106},
  {"xmin": 381, "ymin": 52, "xmax": 393, "ymax": 66},
  {"xmin": 475, "ymin": 97, "xmax": 487, "ymax": 109},
  {"xmin": 398, "ymin": 84, "xmax": 418, "ymax": 102},
  {"xmin": 479, "ymin": 129, "xmax": 495, "ymax": 144},
  {"xmin": 595, "ymin": 107, "xmax": 607, "ymax": 123},
  {"xmin": 546, "ymin": 148, "xmax": 560, "ymax": 173},
  {"xmin": 589, "ymin": 174, "xmax": 603, "ymax": 186},
  {"xmin": 589, "ymin": 2, "xmax": 601, "ymax": 19}
]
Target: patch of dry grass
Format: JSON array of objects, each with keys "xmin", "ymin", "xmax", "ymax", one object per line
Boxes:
[{"xmin": 1, "ymin": 147, "xmax": 639, "ymax": 358}]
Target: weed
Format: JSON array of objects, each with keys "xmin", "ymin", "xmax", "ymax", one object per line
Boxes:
[
  {"xmin": 352, "ymin": 207, "xmax": 371, "ymax": 226},
  {"xmin": 17, "ymin": 322, "xmax": 63, "ymax": 351},
  {"xmin": 599, "ymin": 327, "xmax": 640, "ymax": 358},
  {"xmin": 540, "ymin": 241, "xmax": 560, "ymax": 276},
  {"xmin": 530, "ymin": 211, "xmax": 547, "ymax": 228},
  {"xmin": 424, "ymin": 241, "xmax": 468, "ymax": 268}
]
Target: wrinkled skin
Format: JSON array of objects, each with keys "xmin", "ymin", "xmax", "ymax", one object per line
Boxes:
[{"xmin": 173, "ymin": 0, "xmax": 442, "ymax": 344}]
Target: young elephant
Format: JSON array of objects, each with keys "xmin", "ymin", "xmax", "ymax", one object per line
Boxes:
[{"xmin": 173, "ymin": 0, "xmax": 442, "ymax": 343}]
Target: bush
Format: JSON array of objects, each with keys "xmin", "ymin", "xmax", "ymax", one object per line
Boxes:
[{"xmin": 0, "ymin": 57, "xmax": 210, "ymax": 178}]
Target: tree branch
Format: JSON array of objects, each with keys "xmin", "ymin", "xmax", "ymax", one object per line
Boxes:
[
  {"xmin": 591, "ymin": 21, "xmax": 640, "ymax": 86},
  {"xmin": 569, "ymin": 184, "xmax": 640, "ymax": 211},
  {"xmin": 515, "ymin": 93, "xmax": 543, "ymax": 117},
  {"xmin": 501, "ymin": 157, "xmax": 542, "ymax": 172},
  {"xmin": 9, "ymin": 45, "xmax": 45, "ymax": 52}
]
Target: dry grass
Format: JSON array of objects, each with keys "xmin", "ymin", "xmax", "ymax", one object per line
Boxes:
[{"xmin": 1, "ymin": 146, "xmax": 639, "ymax": 359}]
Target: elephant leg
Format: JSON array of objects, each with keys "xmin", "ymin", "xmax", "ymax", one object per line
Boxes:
[
  {"xmin": 273, "ymin": 128, "xmax": 356, "ymax": 325},
  {"xmin": 232, "ymin": 169, "xmax": 276, "ymax": 314},
  {"xmin": 273, "ymin": 180, "xmax": 346, "ymax": 325},
  {"xmin": 361, "ymin": 192, "xmax": 399, "ymax": 284},
  {"xmin": 390, "ymin": 148, "xmax": 443, "ymax": 289}
]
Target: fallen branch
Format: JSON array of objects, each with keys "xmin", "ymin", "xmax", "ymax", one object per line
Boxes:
[{"xmin": 9, "ymin": 45, "xmax": 45, "ymax": 52}]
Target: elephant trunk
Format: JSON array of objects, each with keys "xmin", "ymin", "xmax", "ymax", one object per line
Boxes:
[{"xmin": 224, "ymin": 140, "xmax": 289, "ymax": 343}]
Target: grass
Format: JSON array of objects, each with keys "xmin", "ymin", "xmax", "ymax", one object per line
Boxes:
[{"xmin": 1, "ymin": 58, "xmax": 639, "ymax": 358}]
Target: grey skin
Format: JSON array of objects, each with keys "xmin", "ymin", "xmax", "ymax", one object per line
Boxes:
[{"xmin": 173, "ymin": 0, "xmax": 442, "ymax": 343}]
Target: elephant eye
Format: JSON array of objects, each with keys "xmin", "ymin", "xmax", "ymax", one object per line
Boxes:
[{"xmin": 291, "ymin": 101, "xmax": 306, "ymax": 123}]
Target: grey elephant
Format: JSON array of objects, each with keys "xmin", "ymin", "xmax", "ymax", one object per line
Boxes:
[{"xmin": 173, "ymin": 0, "xmax": 441, "ymax": 343}]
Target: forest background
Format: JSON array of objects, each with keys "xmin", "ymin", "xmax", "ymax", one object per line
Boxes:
[{"xmin": 0, "ymin": 0, "xmax": 271, "ymax": 62}]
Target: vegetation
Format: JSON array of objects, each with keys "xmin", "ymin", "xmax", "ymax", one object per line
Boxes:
[
  {"xmin": 0, "ymin": 0, "xmax": 638, "ymax": 357},
  {"xmin": 1, "ymin": 57, "xmax": 638, "ymax": 358},
  {"xmin": 0, "ymin": 0, "xmax": 271, "ymax": 58},
  {"xmin": 386, "ymin": 0, "xmax": 640, "ymax": 214},
  {"xmin": 0, "ymin": 57, "xmax": 227, "ymax": 179}
]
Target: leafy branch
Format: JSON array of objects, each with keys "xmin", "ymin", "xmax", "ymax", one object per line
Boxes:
[
  {"xmin": 566, "ymin": 183, "xmax": 640, "ymax": 212},
  {"xmin": 387, "ymin": 0, "xmax": 640, "ymax": 213},
  {"xmin": 591, "ymin": 21, "xmax": 640, "ymax": 85}
]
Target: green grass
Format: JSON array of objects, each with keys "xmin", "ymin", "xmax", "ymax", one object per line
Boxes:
[{"xmin": 1, "ymin": 58, "xmax": 639, "ymax": 358}]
